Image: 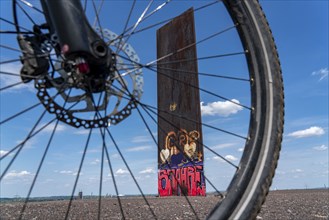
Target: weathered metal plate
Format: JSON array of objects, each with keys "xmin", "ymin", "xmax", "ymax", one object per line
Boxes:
[{"xmin": 157, "ymin": 8, "xmax": 205, "ymax": 196}]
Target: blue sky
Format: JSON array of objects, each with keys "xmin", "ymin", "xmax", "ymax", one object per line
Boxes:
[
  {"xmin": 261, "ymin": 0, "xmax": 328, "ymax": 190},
  {"xmin": 0, "ymin": 0, "xmax": 328, "ymax": 198}
]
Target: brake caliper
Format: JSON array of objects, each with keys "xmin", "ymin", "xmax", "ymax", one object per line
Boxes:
[{"xmin": 17, "ymin": 34, "xmax": 49, "ymax": 83}]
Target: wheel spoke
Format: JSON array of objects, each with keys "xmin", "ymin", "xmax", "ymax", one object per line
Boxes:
[
  {"xmin": 150, "ymin": 25, "xmax": 239, "ymax": 66},
  {"xmin": 0, "ymin": 102, "xmax": 41, "ymax": 125},
  {"xmin": 0, "ymin": 52, "xmax": 57, "ymax": 65},
  {"xmin": 113, "ymin": 56, "xmax": 250, "ymax": 110},
  {"xmin": 117, "ymin": 0, "xmax": 154, "ymax": 54},
  {"xmin": 0, "ymin": 109, "xmax": 48, "ymax": 180},
  {"xmin": 0, "ymin": 44, "xmax": 25, "ymax": 53},
  {"xmin": 104, "ymin": 80, "xmax": 248, "ymax": 144},
  {"xmin": 0, "ymin": 58, "xmax": 23, "ymax": 65},
  {"xmin": 116, "ymin": 59, "xmax": 249, "ymax": 81},
  {"xmin": 0, "ymin": 83, "xmax": 82, "ymax": 163},
  {"xmin": 65, "ymin": 87, "xmax": 107, "ymax": 220},
  {"xmin": 105, "ymin": 128, "xmax": 157, "ymax": 219},
  {"xmin": 142, "ymin": 102, "xmax": 247, "ymax": 141},
  {"xmin": 115, "ymin": 0, "xmax": 136, "ymax": 55},
  {"xmin": 111, "ymin": 0, "xmax": 220, "ymax": 43},
  {"xmin": 103, "ymin": 138, "xmax": 125, "ymax": 219},
  {"xmin": 0, "ymin": 30, "xmax": 33, "ymax": 34},
  {"xmin": 18, "ymin": 0, "xmax": 43, "ymax": 14},
  {"xmin": 98, "ymin": 90, "xmax": 125, "ymax": 218},
  {"xmin": 155, "ymin": 66, "xmax": 250, "ymax": 82},
  {"xmin": 19, "ymin": 119, "xmax": 60, "ymax": 219},
  {"xmin": 0, "ymin": 76, "xmax": 70, "ymax": 125},
  {"xmin": 147, "ymin": 65, "xmax": 251, "ymax": 110},
  {"xmin": 86, "ymin": 79, "xmax": 156, "ymax": 217},
  {"xmin": 97, "ymin": 128, "xmax": 105, "ymax": 220},
  {"xmin": 65, "ymin": 128, "xmax": 93, "ymax": 220},
  {"xmin": 92, "ymin": 0, "xmax": 105, "ymax": 28},
  {"xmin": 135, "ymin": 106, "xmax": 202, "ymax": 218},
  {"xmin": 149, "ymin": 51, "xmax": 246, "ymax": 67},
  {"xmin": 140, "ymin": 103, "xmax": 240, "ymax": 169},
  {"xmin": 0, "ymin": 17, "xmax": 31, "ymax": 33},
  {"xmin": 91, "ymin": 0, "xmax": 105, "ymax": 39},
  {"xmin": 0, "ymin": 0, "xmax": 284, "ymax": 219},
  {"xmin": 94, "ymin": 91, "xmax": 107, "ymax": 220},
  {"xmin": 141, "ymin": 0, "xmax": 172, "ymax": 22},
  {"xmin": 115, "ymin": 54, "xmax": 250, "ymax": 108},
  {"xmin": 17, "ymin": 1, "xmax": 37, "ymax": 26},
  {"xmin": 139, "ymin": 103, "xmax": 225, "ymax": 197},
  {"xmin": 18, "ymin": 86, "xmax": 76, "ymax": 218},
  {"xmin": 0, "ymin": 81, "xmax": 26, "ymax": 91}
]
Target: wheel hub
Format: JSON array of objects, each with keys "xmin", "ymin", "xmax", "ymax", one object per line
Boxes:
[{"xmin": 35, "ymin": 28, "xmax": 143, "ymax": 128}]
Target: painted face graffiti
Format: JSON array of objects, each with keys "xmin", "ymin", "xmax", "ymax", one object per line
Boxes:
[
  {"xmin": 158, "ymin": 165, "xmax": 206, "ymax": 196},
  {"xmin": 158, "ymin": 129, "xmax": 206, "ymax": 196},
  {"xmin": 159, "ymin": 129, "xmax": 202, "ymax": 168}
]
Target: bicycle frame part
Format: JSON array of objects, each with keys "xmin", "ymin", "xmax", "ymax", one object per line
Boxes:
[
  {"xmin": 40, "ymin": 0, "xmax": 113, "ymax": 88},
  {"xmin": 41, "ymin": 0, "xmax": 108, "ymax": 61}
]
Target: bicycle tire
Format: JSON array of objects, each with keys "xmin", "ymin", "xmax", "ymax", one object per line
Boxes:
[
  {"xmin": 207, "ymin": 0, "xmax": 284, "ymax": 219},
  {"xmin": 0, "ymin": 0, "xmax": 284, "ymax": 219}
]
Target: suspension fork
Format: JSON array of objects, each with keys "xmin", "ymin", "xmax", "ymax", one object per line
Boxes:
[{"xmin": 40, "ymin": 0, "xmax": 110, "ymax": 69}]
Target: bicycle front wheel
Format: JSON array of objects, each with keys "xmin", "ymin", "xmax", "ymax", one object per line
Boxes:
[{"xmin": 0, "ymin": 0, "xmax": 284, "ymax": 219}]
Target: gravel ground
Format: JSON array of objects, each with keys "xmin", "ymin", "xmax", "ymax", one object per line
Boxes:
[
  {"xmin": 258, "ymin": 189, "xmax": 329, "ymax": 220},
  {"xmin": 0, "ymin": 189, "xmax": 328, "ymax": 219}
]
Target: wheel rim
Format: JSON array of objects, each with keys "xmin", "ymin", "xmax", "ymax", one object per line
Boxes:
[{"xmin": 0, "ymin": 1, "xmax": 281, "ymax": 219}]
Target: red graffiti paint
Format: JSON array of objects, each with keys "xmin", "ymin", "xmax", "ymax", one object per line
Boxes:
[{"xmin": 158, "ymin": 165, "xmax": 206, "ymax": 196}]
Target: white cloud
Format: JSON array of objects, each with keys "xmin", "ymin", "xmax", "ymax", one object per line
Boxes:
[
  {"xmin": 275, "ymin": 170, "xmax": 286, "ymax": 175},
  {"xmin": 78, "ymin": 148, "xmax": 102, "ymax": 154},
  {"xmin": 213, "ymin": 154, "xmax": 238, "ymax": 162},
  {"xmin": 201, "ymin": 99, "xmax": 243, "ymax": 117},
  {"xmin": 111, "ymin": 153, "xmax": 120, "ymax": 159},
  {"xmin": 74, "ymin": 129, "xmax": 100, "ymax": 135},
  {"xmin": 15, "ymin": 138, "xmax": 37, "ymax": 149},
  {"xmin": 237, "ymin": 148, "xmax": 244, "ymax": 152},
  {"xmin": 59, "ymin": 170, "xmax": 73, "ymax": 174},
  {"xmin": 313, "ymin": 145, "xmax": 328, "ymax": 151},
  {"xmin": 291, "ymin": 169, "xmax": 303, "ymax": 173},
  {"xmin": 225, "ymin": 155, "xmax": 238, "ymax": 161},
  {"xmin": 58, "ymin": 170, "xmax": 82, "ymax": 176},
  {"xmin": 213, "ymin": 156, "xmax": 222, "ymax": 161},
  {"xmin": 312, "ymin": 68, "xmax": 328, "ymax": 81},
  {"xmin": 131, "ymin": 135, "xmax": 152, "ymax": 143},
  {"xmin": 90, "ymin": 159, "xmax": 101, "ymax": 165},
  {"xmin": 115, "ymin": 168, "xmax": 129, "ymax": 175},
  {"xmin": 126, "ymin": 146, "xmax": 152, "ymax": 152},
  {"xmin": 139, "ymin": 168, "xmax": 155, "ymax": 174},
  {"xmin": 0, "ymin": 150, "xmax": 9, "ymax": 157},
  {"xmin": 211, "ymin": 143, "xmax": 235, "ymax": 150},
  {"xmin": 0, "ymin": 63, "xmax": 34, "ymax": 92},
  {"xmin": 4, "ymin": 170, "xmax": 33, "ymax": 179},
  {"xmin": 37, "ymin": 123, "xmax": 67, "ymax": 134},
  {"xmin": 288, "ymin": 126, "xmax": 325, "ymax": 138},
  {"xmin": 45, "ymin": 123, "xmax": 67, "ymax": 133},
  {"xmin": 74, "ymin": 129, "xmax": 91, "ymax": 135}
]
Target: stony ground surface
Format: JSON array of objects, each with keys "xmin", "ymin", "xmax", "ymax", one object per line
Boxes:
[
  {"xmin": 0, "ymin": 189, "xmax": 328, "ymax": 219},
  {"xmin": 258, "ymin": 189, "xmax": 328, "ymax": 220}
]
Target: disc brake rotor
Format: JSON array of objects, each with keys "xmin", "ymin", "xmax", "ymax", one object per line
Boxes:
[{"xmin": 35, "ymin": 28, "xmax": 143, "ymax": 128}]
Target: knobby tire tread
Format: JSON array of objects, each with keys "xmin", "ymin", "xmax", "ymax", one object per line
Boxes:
[{"xmin": 243, "ymin": 0, "xmax": 285, "ymax": 219}]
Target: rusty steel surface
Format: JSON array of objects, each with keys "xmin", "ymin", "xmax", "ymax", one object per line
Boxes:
[
  {"xmin": 157, "ymin": 9, "xmax": 202, "ymax": 160},
  {"xmin": 157, "ymin": 8, "xmax": 203, "ymax": 154},
  {"xmin": 156, "ymin": 8, "xmax": 205, "ymax": 196}
]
